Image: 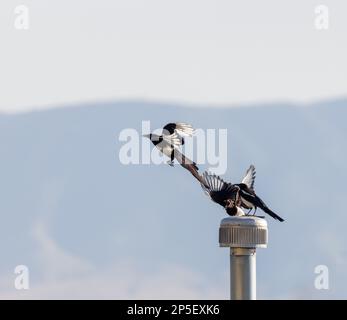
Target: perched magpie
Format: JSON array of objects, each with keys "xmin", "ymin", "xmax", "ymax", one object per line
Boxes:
[
  {"xmin": 200, "ymin": 171, "xmax": 244, "ymax": 216},
  {"xmin": 143, "ymin": 122, "xmax": 204, "ymax": 184},
  {"xmin": 201, "ymin": 166, "xmax": 284, "ymax": 221},
  {"xmin": 234, "ymin": 165, "xmax": 284, "ymax": 222}
]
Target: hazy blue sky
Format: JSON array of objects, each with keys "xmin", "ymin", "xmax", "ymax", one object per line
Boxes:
[
  {"xmin": 1, "ymin": 0, "xmax": 346, "ymax": 113},
  {"xmin": 1, "ymin": 100, "xmax": 346, "ymax": 299}
]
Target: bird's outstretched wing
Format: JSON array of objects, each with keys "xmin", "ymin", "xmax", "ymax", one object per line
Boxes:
[
  {"xmin": 162, "ymin": 122, "xmax": 195, "ymax": 145},
  {"xmin": 241, "ymin": 165, "xmax": 256, "ymax": 190},
  {"xmin": 201, "ymin": 171, "xmax": 227, "ymax": 195},
  {"xmin": 200, "ymin": 171, "xmax": 236, "ymax": 207},
  {"xmin": 161, "ymin": 132, "xmax": 181, "ymax": 148}
]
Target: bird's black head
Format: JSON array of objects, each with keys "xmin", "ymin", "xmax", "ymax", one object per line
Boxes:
[
  {"xmin": 226, "ymin": 205, "xmax": 237, "ymax": 216},
  {"xmin": 143, "ymin": 133, "xmax": 162, "ymax": 146}
]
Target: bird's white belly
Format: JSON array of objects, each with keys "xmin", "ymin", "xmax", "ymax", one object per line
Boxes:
[
  {"xmin": 156, "ymin": 144, "xmax": 173, "ymax": 158},
  {"xmin": 235, "ymin": 207, "xmax": 246, "ymax": 216}
]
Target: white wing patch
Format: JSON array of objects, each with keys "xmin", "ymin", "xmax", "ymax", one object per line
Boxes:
[
  {"xmin": 175, "ymin": 122, "xmax": 195, "ymax": 137},
  {"xmin": 241, "ymin": 165, "xmax": 256, "ymax": 190},
  {"xmin": 162, "ymin": 132, "xmax": 181, "ymax": 148}
]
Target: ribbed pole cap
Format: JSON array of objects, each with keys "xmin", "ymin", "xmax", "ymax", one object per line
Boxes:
[{"xmin": 219, "ymin": 216, "xmax": 268, "ymax": 248}]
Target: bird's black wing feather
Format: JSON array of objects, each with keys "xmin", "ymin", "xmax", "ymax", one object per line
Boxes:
[
  {"xmin": 201, "ymin": 172, "xmax": 238, "ymax": 207},
  {"xmin": 240, "ymin": 189, "xmax": 284, "ymax": 222},
  {"xmin": 162, "ymin": 123, "xmax": 177, "ymax": 135},
  {"xmin": 238, "ymin": 183, "xmax": 256, "ymax": 196},
  {"xmin": 241, "ymin": 165, "xmax": 256, "ymax": 190}
]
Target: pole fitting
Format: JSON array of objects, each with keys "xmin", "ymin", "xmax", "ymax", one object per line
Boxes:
[
  {"xmin": 231, "ymin": 248, "xmax": 256, "ymax": 256},
  {"xmin": 219, "ymin": 216, "xmax": 268, "ymax": 249},
  {"xmin": 219, "ymin": 216, "xmax": 269, "ymax": 300}
]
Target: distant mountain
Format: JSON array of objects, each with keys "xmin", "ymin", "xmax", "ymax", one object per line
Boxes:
[{"xmin": 0, "ymin": 99, "xmax": 346, "ymax": 299}]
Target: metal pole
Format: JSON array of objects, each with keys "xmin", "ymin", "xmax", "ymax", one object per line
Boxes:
[
  {"xmin": 219, "ymin": 216, "xmax": 268, "ymax": 300},
  {"xmin": 230, "ymin": 248, "xmax": 256, "ymax": 300}
]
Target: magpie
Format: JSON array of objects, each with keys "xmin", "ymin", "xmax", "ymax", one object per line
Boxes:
[
  {"xmin": 201, "ymin": 166, "xmax": 284, "ymax": 221},
  {"xmin": 160, "ymin": 122, "xmax": 194, "ymax": 146},
  {"xmin": 234, "ymin": 165, "xmax": 284, "ymax": 222},
  {"xmin": 200, "ymin": 171, "xmax": 244, "ymax": 216},
  {"xmin": 143, "ymin": 122, "xmax": 205, "ymax": 185}
]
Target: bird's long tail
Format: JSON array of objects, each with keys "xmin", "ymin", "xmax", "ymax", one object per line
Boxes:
[
  {"xmin": 173, "ymin": 149, "xmax": 207, "ymax": 186},
  {"xmin": 260, "ymin": 202, "xmax": 284, "ymax": 222}
]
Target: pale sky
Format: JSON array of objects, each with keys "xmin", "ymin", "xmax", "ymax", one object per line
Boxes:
[{"xmin": 0, "ymin": 0, "xmax": 346, "ymax": 113}]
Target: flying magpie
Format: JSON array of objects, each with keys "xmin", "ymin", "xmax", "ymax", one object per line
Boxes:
[
  {"xmin": 143, "ymin": 122, "xmax": 205, "ymax": 185},
  {"xmin": 201, "ymin": 166, "xmax": 284, "ymax": 221},
  {"xmin": 159, "ymin": 122, "xmax": 194, "ymax": 146},
  {"xmin": 200, "ymin": 171, "xmax": 244, "ymax": 216}
]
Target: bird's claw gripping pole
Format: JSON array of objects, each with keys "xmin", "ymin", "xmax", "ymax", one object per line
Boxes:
[{"xmin": 219, "ymin": 216, "xmax": 268, "ymax": 300}]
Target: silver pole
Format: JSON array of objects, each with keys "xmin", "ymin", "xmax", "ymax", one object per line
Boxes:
[
  {"xmin": 219, "ymin": 216, "xmax": 268, "ymax": 300},
  {"xmin": 230, "ymin": 248, "xmax": 256, "ymax": 300}
]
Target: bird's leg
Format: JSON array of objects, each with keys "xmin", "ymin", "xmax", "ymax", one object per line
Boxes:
[
  {"xmin": 246, "ymin": 208, "xmax": 252, "ymax": 216},
  {"xmin": 167, "ymin": 150, "xmax": 175, "ymax": 167},
  {"xmin": 252, "ymin": 207, "xmax": 257, "ymax": 216}
]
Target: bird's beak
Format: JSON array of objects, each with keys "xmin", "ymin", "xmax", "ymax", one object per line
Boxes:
[{"xmin": 142, "ymin": 134, "xmax": 150, "ymax": 139}]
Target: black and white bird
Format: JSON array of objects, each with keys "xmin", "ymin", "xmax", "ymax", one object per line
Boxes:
[
  {"xmin": 201, "ymin": 166, "xmax": 284, "ymax": 221},
  {"xmin": 143, "ymin": 122, "xmax": 204, "ymax": 184},
  {"xmin": 233, "ymin": 165, "xmax": 284, "ymax": 221},
  {"xmin": 158, "ymin": 122, "xmax": 194, "ymax": 146},
  {"xmin": 200, "ymin": 171, "xmax": 244, "ymax": 216}
]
